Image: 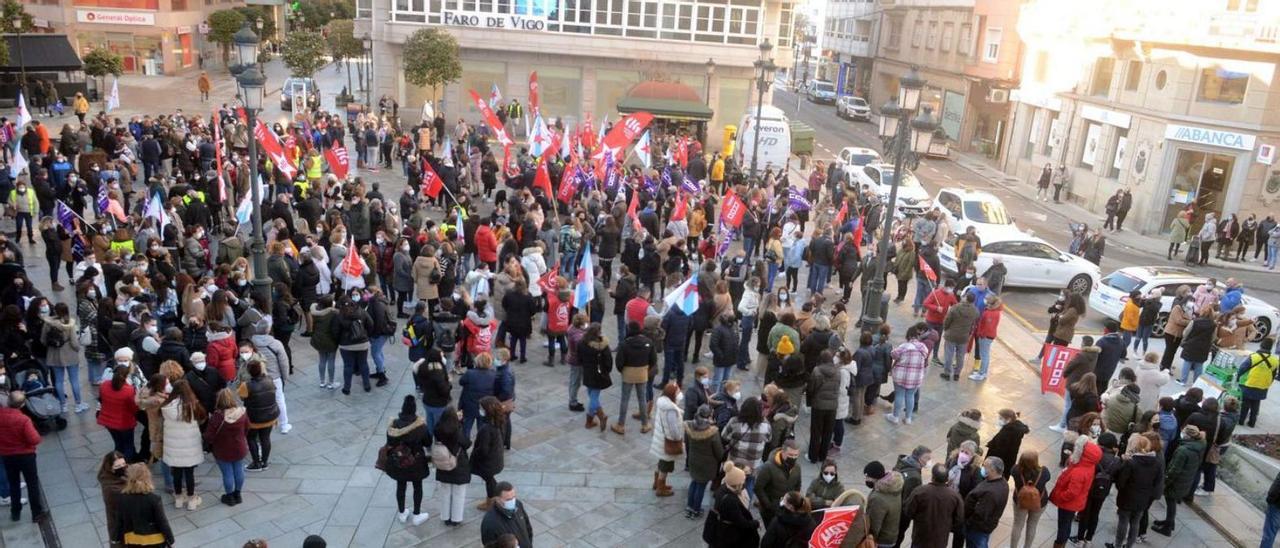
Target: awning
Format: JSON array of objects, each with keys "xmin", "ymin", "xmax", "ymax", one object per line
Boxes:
[
  {"xmin": 1, "ymin": 34, "xmax": 83, "ymax": 72},
  {"xmin": 617, "ymin": 96, "xmax": 714, "ymax": 121}
]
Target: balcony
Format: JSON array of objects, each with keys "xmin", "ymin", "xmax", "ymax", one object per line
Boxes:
[{"xmin": 1110, "ymin": 8, "xmax": 1280, "ymax": 53}]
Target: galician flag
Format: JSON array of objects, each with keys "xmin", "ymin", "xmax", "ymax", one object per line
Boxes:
[
  {"xmin": 106, "ymin": 77, "xmax": 120, "ymax": 112},
  {"xmin": 488, "ymin": 83, "xmax": 503, "ymax": 109},
  {"xmin": 635, "ymin": 130, "xmax": 652, "ymax": 169},
  {"xmin": 573, "ymin": 242, "xmax": 594, "ymax": 308},
  {"xmin": 529, "ymin": 114, "xmax": 551, "ymax": 158},
  {"xmin": 9, "ymin": 147, "xmax": 27, "ymax": 178},
  {"xmin": 663, "ymin": 274, "xmax": 700, "ymax": 315},
  {"xmin": 145, "ymin": 191, "xmax": 169, "ymax": 229},
  {"xmin": 235, "ymin": 192, "xmax": 253, "ymax": 225},
  {"xmin": 16, "ymin": 91, "xmax": 31, "ymax": 129}
]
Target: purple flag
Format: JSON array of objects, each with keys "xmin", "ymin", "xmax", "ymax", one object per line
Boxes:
[
  {"xmin": 788, "ymin": 186, "xmax": 812, "ymax": 212},
  {"xmin": 660, "ymin": 166, "xmax": 674, "ymax": 189},
  {"xmin": 680, "ymin": 174, "xmax": 701, "ymax": 195}
]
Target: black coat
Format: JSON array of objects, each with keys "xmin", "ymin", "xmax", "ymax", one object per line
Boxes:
[
  {"xmin": 432, "ymin": 418, "xmax": 472, "ymax": 484},
  {"xmin": 414, "ymin": 361, "xmax": 451, "ymax": 408},
  {"xmin": 471, "ymin": 419, "xmax": 505, "ymax": 476},
  {"xmin": 760, "ymin": 507, "xmax": 815, "ymax": 548},
  {"xmin": 501, "ymin": 291, "xmax": 537, "ymax": 337},
  {"xmin": 185, "ymin": 367, "xmax": 225, "ymax": 415},
  {"xmin": 985, "ymin": 420, "xmax": 1030, "ymax": 472},
  {"xmin": 710, "ymin": 322, "xmax": 737, "ymax": 368},
  {"xmin": 1093, "ymin": 333, "xmax": 1127, "ymax": 392},
  {"xmin": 1114, "ymin": 453, "xmax": 1164, "ymax": 511},
  {"xmin": 579, "ymin": 338, "xmax": 614, "ymax": 390},
  {"xmin": 1181, "ymin": 318, "xmax": 1217, "ymax": 363},
  {"xmin": 704, "ymin": 486, "xmax": 760, "ymax": 547},
  {"xmin": 480, "ymin": 501, "xmax": 534, "ymax": 548},
  {"xmin": 963, "ymin": 478, "xmax": 1010, "ymax": 534},
  {"xmin": 111, "ymin": 492, "xmax": 175, "ymax": 545},
  {"xmin": 385, "ymin": 416, "xmax": 432, "ymax": 482},
  {"xmin": 154, "ymin": 339, "xmax": 192, "ymax": 371}
]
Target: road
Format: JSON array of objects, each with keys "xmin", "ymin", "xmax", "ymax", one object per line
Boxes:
[{"xmin": 771, "ymin": 86, "xmax": 1280, "ymax": 339}]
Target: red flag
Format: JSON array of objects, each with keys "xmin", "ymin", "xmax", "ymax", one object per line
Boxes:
[
  {"xmin": 253, "ymin": 120, "xmax": 298, "ymax": 180},
  {"xmin": 502, "ymin": 144, "xmax": 519, "ymax": 179},
  {"xmin": 421, "ymin": 160, "xmax": 444, "ymax": 199},
  {"xmin": 593, "ymin": 112, "xmax": 653, "ymax": 163},
  {"xmin": 627, "ymin": 190, "xmax": 642, "ymax": 232},
  {"xmin": 1040, "ymin": 344, "xmax": 1080, "ymax": 395},
  {"xmin": 341, "ymin": 235, "xmax": 364, "ymax": 278},
  {"xmin": 556, "ymin": 161, "xmax": 577, "ymax": 204},
  {"xmin": 580, "ymin": 115, "xmax": 595, "ymax": 151},
  {"xmin": 533, "ymin": 159, "xmax": 553, "ymax": 197},
  {"xmin": 323, "ymin": 144, "xmax": 351, "ymax": 180},
  {"xmin": 212, "ymin": 112, "xmax": 226, "ymax": 201},
  {"xmin": 851, "ymin": 215, "xmax": 865, "ymax": 254},
  {"xmin": 528, "ymin": 71, "xmax": 540, "ymax": 115},
  {"xmin": 468, "ymin": 89, "xmax": 513, "ymax": 146},
  {"xmin": 676, "ymin": 137, "xmax": 689, "ymax": 169},
  {"xmin": 918, "ymin": 255, "xmax": 937, "ymax": 283},
  {"xmin": 544, "ymin": 130, "xmax": 562, "ymax": 161},
  {"xmin": 720, "ymin": 189, "xmax": 747, "ymax": 229},
  {"xmin": 538, "ymin": 265, "xmax": 560, "ymax": 295},
  {"xmin": 809, "ymin": 506, "xmax": 862, "ymax": 548},
  {"xmin": 835, "ymin": 201, "xmax": 849, "ymax": 226},
  {"xmin": 671, "ymin": 191, "xmax": 688, "ymax": 221}
]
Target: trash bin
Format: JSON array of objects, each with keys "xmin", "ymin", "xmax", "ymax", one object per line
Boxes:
[{"xmin": 790, "ymin": 121, "xmax": 815, "ymax": 157}]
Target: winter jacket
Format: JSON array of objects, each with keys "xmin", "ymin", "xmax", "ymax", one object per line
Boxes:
[
  {"xmin": 205, "ymin": 330, "xmax": 238, "ymax": 382},
  {"xmin": 239, "ymin": 376, "xmax": 279, "ymax": 428},
  {"xmin": 97, "ymin": 380, "xmax": 139, "ymax": 431},
  {"xmin": 1181, "ymin": 318, "xmax": 1217, "ymax": 362},
  {"xmin": 1136, "ymin": 360, "xmax": 1172, "ymax": 413},
  {"xmin": 650, "ymin": 395, "xmax": 684, "ymax": 461},
  {"xmin": 111, "ymin": 493, "xmax": 175, "ymax": 546},
  {"xmin": 616, "ymin": 332, "xmax": 658, "ymax": 384},
  {"xmin": 685, "ymin": 421, "xmax": 725, "ymax": 483},
  {"xmin": 480, "ymin": 500, "xmax": 534, "ymax": 548},
  {"xmin": 414, "ymin": 360, "xmax": 452, "ymax": 408},
  {"xmin": 458, "ymin": 368, "xmax": 496, "ymax": 418},
  {"xmin": 1049, "ymin": 440, "xmax": 1101, "ymax": 512},
  {"xmin": 946, "ymin": 415, "xmax": 982, "ymax": 456},
  {"xmin": 1103, "ymin": 384, "xmax": 1142, "ymax": 434},
  {"xmin": 974, "ymin": 304, "xmax": 1001, "ymax": 339},
  {"xmin": 432, "ymin": 416, "xmax": 472, "ymax": 484},
  {"xmin": 705, "ymin": 485, "xmax": 760, "ymax": 547},
  {"xmin": 1053, "ymin": 307, "xmax": 1082, "ymax": 343},
  {"xmin": 804, "ymin": 476, "xmax": 846, "ymax": 510},
  {"xmin": 1165, "ymin": 437, "xmax": 1205, "ymax": 498},
  {"xmin": 709, "ymin": 322, "xmax": 737, "ymax": 368},
  {"xmin": 185, "ymin": 366, "xmax": 226, "ymax": 415},
  {"xmin": 160, "ymin": 398, "xmax": 205, "ymax": 468},
  {"xmin": 1120, "ymin": 300, "xmax": 1141, "ymax": 332},
  {"xmin": 579, "ymin": 338, "xmax": 614, "ymax": 390},
  {"xmin": 384, "ymin": 416, "xmax": 432, "ymax": 482},
  {"xmin": 1094, "ymin": 333, "xmax": 1127, "ymax": 390},
  {"xmin": 760, "ymin": 507, "xmax": 816, "ymax": 548},
  {"xmin": 1011, "ymin": 464, "xmax": 1051, "ymax": 510},
  {"xmin": 308, "ymin": 306, "xmax": 339, "ymax": 353},
  {"xmin": 835, "ymin": 361, "xmax": 858, "ymax": 420},
  {"xmin": 1114, "ymin": 453, "xmax": 1164, "ymax": 512},
  {"xmin": 942, "ymin": 302, "xmax": 979, "ymax": 344},
  {"xmin": 904, "ymin": 482, "xmax": 964, "ymax": 548},
  {"xmin": 40, "ymin": 316, "xmax": 81, "ymax": 367},
  {"xmin": 755, "ymin": 448, "xmax": 802, "ymax": 515},
  {"xmin": 985, "ymin": 420, "xmax": 1029, "ymax": 473},
  {"xmin": 963, "ymin": 476, "xmax": 1010, "ymax": 534},
  {"xmin": 923, "ymin": 288, "xmax": 958, "ymax": 325},
  {"xmin": 806, "ymin": 362, "xmax": 840, "ymax": 412},
  {"xmin": 866, "ymin": 472, "xmax": 905, "ymax": 544},
  {"xmin": 1063, "ymin": 346, "xmax": 1099, "ymax": 385},
  {"xmin": 472, "ymin": 419, "xmax": 505, "ymax": 477},
  {"xmin": 203, "ymin": 407, "xmax": 249, "ymax": 463}
]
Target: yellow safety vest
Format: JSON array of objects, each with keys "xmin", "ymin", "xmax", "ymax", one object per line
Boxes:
[
  {"xmin": 1243, "ymin": 352, "xmax": 1280, "ymax": 391},
  {"xmin": 306, "ymin": 156, "xmax": 323, "ymax": 180},
  {"xmin": 293, "ymin": 180, "xmax": 310, "ymax": 198},
  {"xmin": 109, "ymin": 239, "xmax": 136, "ymax": 257},
  {"xmin": 182, "ymin": 191, "xmax": 206, "ymax": 205}
]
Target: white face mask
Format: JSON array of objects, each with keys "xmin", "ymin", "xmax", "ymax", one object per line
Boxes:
[
  {"xmin": 0, "ymin": 374, "xmax": 6, "ymax": 385},
  {"xmin": 88, "ymin": 291, "xmax": 98, "ymax": 300},
  {"xmin": 822, "ymin": 473, "xmax": 836, "ymax": 483},
  {"xmin": 997, "ymin": 419, "xmax": 1008, "ymax": 428},
  {"xmin": 730, "ymin": 391, "xmax": 741, "ymax": 400},
  {"xmin": 163, "ymin": 383, "xmax": 172, "ymax": 394},
  {"xmin": 39, "ymin": 306, "xmax": 50, "ymax": 315},
  {"xmin": 193, "ymin": 361, "xmax": 206, "ymax": 372},
  {"xmin": 145, "ymin": 325, "xmax": 158, "ymax": 335},
  {"xmin": 239, "ymin": 352, "xmax": 251, "ymax": 361},
  {"xmin": 699, "ymin": 377, "xmax": 710, "ymax": 387},
  {"xmin": 1090, "ymin": 425, "xmax": 1102, "ymax": 437}
]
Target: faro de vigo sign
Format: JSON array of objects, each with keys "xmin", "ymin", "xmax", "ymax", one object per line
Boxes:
[{"xmin": 442, "ymin": 11, "xmax": 547, "ymax": 31}]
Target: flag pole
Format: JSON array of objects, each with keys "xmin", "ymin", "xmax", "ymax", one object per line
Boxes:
[{"xmin": 55, "ymin": 200, "xmax": 101, "ymax": 235}]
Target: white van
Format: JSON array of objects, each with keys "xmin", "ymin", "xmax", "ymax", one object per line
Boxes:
[{"xmin": 736, "ymin": 105, "xmax": 792, "ymax": 174}]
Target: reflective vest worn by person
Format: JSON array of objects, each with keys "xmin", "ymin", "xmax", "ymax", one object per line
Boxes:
[{"xmin": 1240, "ymin": 351, "xmax": 1280, "ymax": 393}]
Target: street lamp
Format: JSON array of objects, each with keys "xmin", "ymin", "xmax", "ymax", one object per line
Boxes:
[
  {"xmin": 860, "ymin": 66, "xmax": 938, "ymax": 334},
  {"xmin": 13, "ymin": 16, "xmax": 26, "ymax": 90},
  {"xmin": 233, "ymin": 21, "xmax": 273, "ymax": 307},
  {"xmin": 749, "ymin": 39, "xmax": 774, "ymax": 182},
  {"xmin": 704, "ymin": 58, "xmax": 715, "ymax": 106},
  {"xmin": 363, "ymin": 34, "xmax": 372, "ymax": 107}
]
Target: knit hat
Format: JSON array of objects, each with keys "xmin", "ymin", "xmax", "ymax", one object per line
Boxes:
[
  {"xmin": 302, "ymin": 535, "xmax": 328, "ymax": 548},
  {"xmin": 114, "ymin": 347, "xmax": 134, "ymax": 361},
  {"xmin": 777, "ymin": 335, "xmax": 796, "ymax": 356},
  {"xmin": 1183, "ymin": 425, "xmax": 1202, "ymax": 439},
  {"xmin": 399, "ymin": 395, "xmax": 417, "ymax": 421},
  {"xmin": 863, "ymin": 461, "xmax": 887, "ymax": 480},
  {"xmin": 722, "ymin": 462, "xmax": 746, "ymax": 489}
]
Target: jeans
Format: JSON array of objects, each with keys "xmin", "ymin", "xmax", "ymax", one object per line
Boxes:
[
  {"xmin": 1192, "ymin": 447, "xmax": 1225, "ymax": 492},
  {"xmin": 1269, "ymin": 244, "xmax": 1280, "ymax": 269},
  {"xmin": 1114, "ymin": 509, "xmax": 1142, "ymax": 548},
  {"xmin": 712, "ymin": 366, "xmax": 732, "ymax": 394},
  {"xmin": 341, "ymin": 348, "xmax": 372, "ymax": 391},
  {"xmin": 86, "ymin": 357, "xmax": 105, "ymax": 390},
  {"xmin": 370, "ymin": 336, "xmax": 388, "ymax": 374},
  {"xmin": 318, "ymin": 351, "xmax": 336, "ymax": 384},
  {"xmin": 618, "ymin": 382, "xmax": 648, "ymax": 426},
  {"xmin": 1263, "ymin": 503, "xmax": 1280, "ymax": 548},
  {"xmin": 615, "ymin": 315, "xmax": 627, "ymax": 346},
  {"xmin": 13, "ymin": 211, "xmax": 32, "ymax": 241},
  {"xmin": 912, "ymin": 277, "xmax": 931, "ymax": 314},
  {"xmin": 1121, "ymin": 330, "xmax": 1135, "ymax": 351},
  {"xmin": 568, "ymin": 366, "xmax": 582, "ymax": 406},
  {"xmin": 687, "ymin": 480, "xmax": 709, "ymax": 511},
  {"xmin": 108, "ymin": 428, "xmax": 136, "ymax": 462},
  {"xmin": 1134, "ymin": 325, "xmax": 1153, "ymax": 353},
  {"xmin": 807, "ymin": 263, "xmax": 832, "ymax": 295},
  {"xmin": 424, "ymin": 405, "xmax": 445, "ymax": 434},
  {"xmin": 547, "ymin": 334, "xmax": 568, "ymax": 362},
  {"xmin": 216, "ymin": 459, "xmax": 245, "ymax": 495},
  {"xmin": 737, "ymin": 316, "xmax": 755, "ymax": 370},
  {"xmin": 1055, "ymin": 508, "xmax": 1076, "ymax": 543},
  {"xmin": 892, "ymin": 386, "xmax": 918, "ymax": 420},
  {"xmin": 1010, "ymin": 505, "xmax": 1044, "ymax": 548},
  {"xmin": 51, "ymin": 365, "xmax": 83, "ymax": 405},
  {"xmin": 975, "ymin": 338, "xmax": 993, "ymax": 376},
  {"xmin": 963, "ymin": 529, "xmax": 990, "ymax": 548},
  {"xmin": 661, "ymin": 347, "xmax": 685, "ymax": 387},
  {"xmin": 943, "ymin": 341, "xmax": 965, "ymax": 376},
  {"xmin": 4, "ymin": 454, "xmax": 44, "ymax": 519},
  {"xmin": 1180, "ymin": 360, "xmax": 1205, "ymax": 385},
  {"xmin": 767, "ymin": 262, "xmax": 780, "ymax": 291},
  {"xmin": 508, "ymin": 333, "xmax": 529, "ymax": 361},
  {"xmin": 587, "ymin": 388, "xmax": 603, "ymax": 415}
]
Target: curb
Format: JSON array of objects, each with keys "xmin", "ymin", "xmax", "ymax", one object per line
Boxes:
[{"xmin": 1187, "ymin": 501, "xmax": 1248, "ymax": 548}]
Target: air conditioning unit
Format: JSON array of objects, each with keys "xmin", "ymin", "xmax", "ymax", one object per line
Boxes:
[{"xmin": 987, "ymin": 89, "xmax": 1009, "ymax": 103}]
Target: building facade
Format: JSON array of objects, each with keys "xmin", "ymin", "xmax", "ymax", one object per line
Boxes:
[
  {"xmin": 23, "ymin": 0, "xmax": 240, "ymax": 76},
  {"xmin": 1003, "ymin": 0, "xmax": 1280, "ymax": 235},
  {"xmin": 822, "ymin": 0, "xmax": 877, "ymax": 97},
  {"xmin": 355, "ymin": 0, "xmax": 796, "ymax": 151}
]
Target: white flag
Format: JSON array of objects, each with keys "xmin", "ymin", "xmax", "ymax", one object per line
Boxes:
[
  {"xmin": 9, "ymin": 147, "xmax": 27, "ymax": 178},
  {"xmin": 235, "ymin": 192, "xmax": 253, "ymax": 225},
  {"xmin": 16, "ymin": 91, "xmax": 31, "ymax": 129},
  {"xmin": 105, "ymin": 77, "xmax": 120, "ymax": 113},
  {"xmin": 145, "ymin": 192, "xmax": 169, "ymax": 229},
  {"xmin": 442, "ymin": 138, "xmax": 454, "ymax": 167}
]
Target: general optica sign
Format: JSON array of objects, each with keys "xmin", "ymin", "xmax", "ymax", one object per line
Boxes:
[{"xmin": 76, "ymin": 9, "xmax": 156, "ymax": 26}]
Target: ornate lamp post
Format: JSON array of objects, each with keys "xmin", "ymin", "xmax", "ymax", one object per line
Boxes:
[
  {"xmin": 860, "ymin": 66, "xmax": 938, "ymax": 333},
  {"xmin": 233, "ymin": 21, "xmax": 273, "ymax": 306},
  {"xmin": 749, "ymin": 39, "xmax": 775, "ymax": 182}
]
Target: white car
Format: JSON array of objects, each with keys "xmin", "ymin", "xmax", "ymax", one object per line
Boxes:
[
  {"xmin": 837, "ymin": 96, "xmax": 871, "ymax": 121},
  {"xmin": 939, "ymin": 234, "xmax": 1100, "ymax": 293},
  {"xmin": 1089, "ymin": 266, "xmax": 1279, "ymax": 342},
  {"xmin": 838, "ymin": 147, "xmax": 881, "ymax": 170},
  {"xmin": 933, "ymin": 188, "xmax": 1023, "ymax": 240},
  {"xmin": 851, "ymin": 163, "xmax": 931, "ymax": 217}
]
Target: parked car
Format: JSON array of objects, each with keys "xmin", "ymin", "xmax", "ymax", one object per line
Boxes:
[
  {"xmin": 1088, "ymin": 266, "xmax": 1279, "ymax": 341},
  {"xmin": 806, "ymin": 81, "xmax": 837, "ymax": 104},
  {"xmin": 933, "ymin": 188, "xmax": 1022, "ymax": 240},
  {"xmin": 280, "ymin": 77, "xmax": 320, "ymax": 111},
  {"xmin": 837, "ymin": 96, "xmax": 871, "ymax": 121},
  {"xmin": 850, "ymin": 163, "xmax": 931, "ymax": 217},
  {"xmin": 939, "ymin": 233, "xmax": 1100, "ymax": 294}
]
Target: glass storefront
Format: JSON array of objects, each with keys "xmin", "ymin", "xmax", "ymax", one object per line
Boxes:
[
  {"xmin": 528, "ymin": 65, "xmax": 582, "ymax": 124},
  {"xmin": 77, "ymin": 32, "xmax": 164, "ymax": 74},
  {"xmin": 595, "ymin": 69, "xmax": 640, "ymax": 123},
  {"xmin": 1162, "ymin": 147, "xmax": 1234, "ymax": 233},
  {"xmin": 717, "ymin": 77, "xmax": 750, "ymax": 134},
  {"xmin": 456, "ymin": 60, "xmax": 507, "ymax": 116}
]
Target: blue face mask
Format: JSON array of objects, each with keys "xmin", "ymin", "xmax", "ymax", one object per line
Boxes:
[
  {"xmin": 502, "ymin": 498, "xmax": 517, "ymax": 511},
  {"xmin": 979, "ymin": 468, "xmax": 988, "ymax": 479}
]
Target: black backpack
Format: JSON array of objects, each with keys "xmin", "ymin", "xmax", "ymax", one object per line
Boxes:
[
  {"xmin": 346, "ymin": 316, "xmax": 368, "ymax": 343},
  {"xmin": 43, "ymin": 324, "xmax": 67, "ymax": 349}
]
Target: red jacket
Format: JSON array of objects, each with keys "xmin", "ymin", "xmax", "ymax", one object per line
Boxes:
[
  {"xmin": 464, "ymin": 318, "xmax": 495, "ymax": 356},
  {"xmin": 0, "ymin": 407, "xmax": 41, "ymax": 456},
  {"xmin": 625, "ymin": 297, "xmax": 649, "ymax": 330},
  {"xmin": 475, "ymin": 225, "xmax": 499, "ymax": 264},
  {"xmin": 205, "ymin": 330, "xmax": 239, "ymax": 382},
  {"xmin": 974, "ymin": 305, "xmax": 1002, "ymax": 339},
  {"xmin": 1049, "ymin": 441, "xmax": 1101, "ymax": 512},
  {"xmin": 922, "ymin": 288, "xmax": 958, "ymax": 324},
  {"xmin": 96, "ymin": 381, "xmax": 138, "ymax": 430},
  {"xmin": 546, "ymin": 292, "xmax": 571, "ymax": 335}
]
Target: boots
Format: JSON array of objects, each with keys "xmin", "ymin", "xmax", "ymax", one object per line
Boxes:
[
  {"xmin": 655, "ymin": 474, "xmax": 674, "ymax": 497},
  {"xmin": 641, "ymin": 422, "xmax": 653, "ymax": 434},
  {"xmin": 632, "ymin": 400, "xmax": 655, "ymax": 421},
  {"xmin": 651, "ymin": 471, "xmax": 660, "ymax": 491},
  {"xmin": 611, "ymin": 422, "xmax": 626, "ymax": 435},
  {"xmin": 596, "ymin": 409, "xmax": 608, "ymax": 432},
  {"xmin": 586, "ymin": 413, "xmax": 598, "ymax": 429}
]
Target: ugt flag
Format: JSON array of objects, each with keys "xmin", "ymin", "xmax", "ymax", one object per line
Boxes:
[
  {"xmin": 1040, "ymin": 344, "xmax": 1080, "ymax": 395},
  {"xmin": 809, "ymin": 506, "xmax": 862, "ymax": 548},
  {"xmin": 324, "ymin": 144, "xmax": 351, "ymax": 180}
]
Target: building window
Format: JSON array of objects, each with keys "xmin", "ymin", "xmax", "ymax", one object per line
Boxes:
[
  {"xmin": 1227, "ymin": 0, "xmax": 1259, "ymax": 11},
  {"xmin": 778, "ymin": 2, "xmax": 794, "ymax": 47},
  {"xmin": 926, "ymin": 21, "xmax": 938, "ymax": 50},
  {"xmin": 1198, "ymin": 66, "xmax": 1249, "ymax": 104},
  {"xmin": 982, "ymin": 27, "xmax": 1001, "ymax": 63},
  {"xmin": 887, "ymin": 16, "xmax": 903, "ymax": 49},
  {"xmin": 1023, "ymin": 107, "xmax": 1040, "ymax": 160},
  {"xmin": 1124, "ymin": 60, "xmax": 1142, "ymax": 91},
  {"xmin": 940, "ymin": 22, "xmax": 953, "ymax": 52},
  {"xmin": 1090, "ymin": 57, "xmax": 1114, "ymax": 97},
  {"xmin": 1109, "ymin": 128, "xmax": 1129, "ymax": 179},
  {"xmin": 912, "ymin": 19, "xmax": 923, "ymax": 48},
  {"xmin": 1080, "ymin": 122, "xmax": 1102, "ymax": 167},
  {"xmin": 1155, "ymin": 69, "xmax": 1168, "ymax": 90},
  {"xmin": 957, "ymin": 23, "xmax": 971, "ymax": 56}
]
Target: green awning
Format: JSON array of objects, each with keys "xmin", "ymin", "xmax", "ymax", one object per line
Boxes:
[{"xmin": 616, "ymin": 96, "xmax": 714, "ymax": 121}]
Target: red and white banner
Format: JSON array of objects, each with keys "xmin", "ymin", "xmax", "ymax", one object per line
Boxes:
[
  {"xmin": 533, "ymin": 158, "xmax": 554, "ymax": 198},
  {"xmin": 538, "ymin": 266, "xmax": 560, "ymax": 295},
  {"xmin": 627, "ymin": 189, "xmax": 642, "ymax": 232},
  {"xmin": 721, "ymin": 189, "xmax": 747, "ymax": 229},
  {"xmin": 324, "ymin": 144, "xmax": 351, "ymax": 181},
  {"xmin": 557, "ymin": 161, "xmax": 577, "ymax": 204},
  {"xmin": 918, "ymin": 255, "xmax": 937, "ymax": 283},
  {"xmin": 468, "ymin": 89, "xmax": 513, "ymax": 146},
  {"xmin": 593, "ymin": 112, "xmax": 653, "ymax": 163},
  {"xmin": 1040, "ymin": 344, "xmax": 1080, "ymax": 395},
  {"xmin": 253, "ymin": 120, "xmax": 298, "ymax": 180},
  {"xmin": 809, "ymin": 506, "xmax": 861, "ymax": 548},
  {"xmin": 421, "ymin": 160, "xmax": 444, "ymax": 199},
  {"xmin": 529, "ymin": 71, "xmax": 540, "ymax": 115}
]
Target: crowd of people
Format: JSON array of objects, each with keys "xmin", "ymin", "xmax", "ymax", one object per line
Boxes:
[{"xmin": 0, "ymin": 81, "xmax": 1274, "ymax": 548}]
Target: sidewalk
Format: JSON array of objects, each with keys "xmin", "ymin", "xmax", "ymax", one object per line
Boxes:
[{"xmin": 950, "ymin": 151, "xmax": 1277, "ymax": 275}]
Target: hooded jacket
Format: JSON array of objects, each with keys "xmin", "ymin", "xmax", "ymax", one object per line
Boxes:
[
  {"xmin": 1049, "ymin": 440, "xmax": 1101, "ymax": 512},
  {"xmin": 985, "ymin": 419, "xmax": 1029, "ymax": 472},
  {"xmin": 964, "ymin": 474, "xmax": 1010, "ymax": 534},
  {"xmin": 685, "ymin": 420, "xmax": 725, "ymax": 483},
  {"xmin": 946, "ymin": 415, "xmax": 982, "ymax": 456},
  {"xmin": 1136, "ymin": 359, "xmax": 1172, "ymax": 413},
  {"xmin": 760, "ymin": 506, "xmax": 816, "ymax": 548},
  {"xmin": 1103, "ymin": 384, "xmax": 1142, "ymax": 433},
  {"xmin": 385, "ymin": 415, "xmax": 432, "ymax": 482},
  {"xmin": 866, "ymin": 472, "xmax": 905, "ymax": 544},
  {"xmin": 414, "ymin": 360, "xmax": 452, "ymax": 408},
  {"xmin": 1165, "ymin": 437, "xmax": 1205, "ymax": 498},
  {"xmin": 942, "ymin": 301, "xmax": 979, "ymax": 344},
  {"xmin": 1114, "ymin": 452, "xmax": 1164, "ymax": 511},
  {"xmin": 308, "ymin": 305, "xmax": 339, "ymax": 353},
  {"xmin": 204, "ymin": 329, "xmax": 238, "ymax": 382},
  {"xmin": 1062, "ymin": 346, "xmax": 1100, "ymax": 385},
  {"xmin": 203, "ymin": 407, "xmax": 249, "ymax": 462},
  {"xmin": 806, "ymin": 361, "xmax": 841, "ymax": 412},
  {"xmin": 579, "ymin": 337, "xmax": 614, "ymax": 390}
]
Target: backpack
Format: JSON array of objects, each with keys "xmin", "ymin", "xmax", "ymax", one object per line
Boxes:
[
  {"xmin": 1090, "ymin": 458, "xmax": 1116, "ymax": 496},
  {"xmin": 430, "ymin": 441, "xmax": 457, "ymax": 471},
  {"xmin": 1015, "ymin": 469, "xmax": 1042, "ymax": 511},
  {"xmin": 386, "ymin": 442, "xmax": 419, "ymax": 472},
  {"xmin": 346, "ymin": 316, "xmax": 368, "ymax": 343},
  {"xmin": 434, "ymin": 321, "xmax": 457, "ymax": 351},
  {"xmin": 43, "ymin": 324, "xmax": 68, "ymax": 349},
  {"xmin": 381, "ymin": 303, "xmax": 398, "ymax": 336}
]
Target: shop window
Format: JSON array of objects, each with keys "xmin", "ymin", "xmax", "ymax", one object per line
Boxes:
[
  {"xmin": 982, "ymin": 27, "xmax": 1001, "ymax": 63},
  {"xmin": 1124, "ymin": 60, "xmax": 1142, "ymax": 91},
  {"xmin": 1079, "ymin": 122, "xmax": 1101, "ymax": 167},
  {"xmin": 1198, "ymin": 66, "xmax": 1248, "ymax": 104},
  {"xmin": 1090, "ymin": 57, "xmax": 1114, "ymax": 97},
  {"xmin": 1108, "ymin": 128, "xmax": 1128, "ymax": 179}
]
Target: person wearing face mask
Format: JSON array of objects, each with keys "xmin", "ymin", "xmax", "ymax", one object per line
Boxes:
[
  {"xmin": 754, "ymin": 439, "xmax": 802, "ymax": 528},
  {"xmin": 962, "ymin": 456, "xmax": 1009, "ymax": 548},
  {"xmin": 202, "ymin": 388, "xmax": 248, "ymax": 507},
  {"xmin": 683, "ymin": 404, "xmax": 725, "ymax": 518},
  {"xmin": 480, "ymin": 482, "xmax": 533, "ymax": 547},
  {"xmin": 704, "ymin": 461, "xmax": 760, "ymax": 546},
  {"xmin": 8, "ymin": 180, "xmax": 37, "ymax": 244},
  {"xmin": 98, "ymin": 365, "xmax": 140, "ymax": 461},
  {"xmin": 804, "ymin": 460, "xmax": 845, "ymax": 510},
  {"xmin": 1050, "ymin": 438, "xmax": 1103, "ymax": 546},
  {"xmin": 96, "ymin": 451, "xmax": 129, "ymax": 545},
  {"xmin": 760, "ymin": 490, "xmax": 817, "ymax": 546},
  {"xmin": 649, "ymin": 382, "xmax": 685, "ymax": 498},
  {"xmin": 236, "ymin": 360, "xmax": 279, "ymax": 472},
  {"xmin": 42, "ymin": 301, "xmax": 87, "ymax": 413},
  {"xmin": 861, "ymin": 460, "xmax": 904, "ymax": 547},
  {"xmin": 683, "ymin": 367, "xmax": 713, "ymax": 419},
  {"xmin": 184, "ymin": 353, "xmax": 224, "ymax": 417}
]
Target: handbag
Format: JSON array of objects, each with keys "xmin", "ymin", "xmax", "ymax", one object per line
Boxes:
[
  {"xmin": 1205, "ymin": 414, "xmax": 1223, "ymax": 464},
  {"xmin": 664, "ymin": 438, "xmax": 683, "ymax": 456},
  {"xmin": 375, "ymin": 445, "xmax": 390, "ymax": 471}
]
